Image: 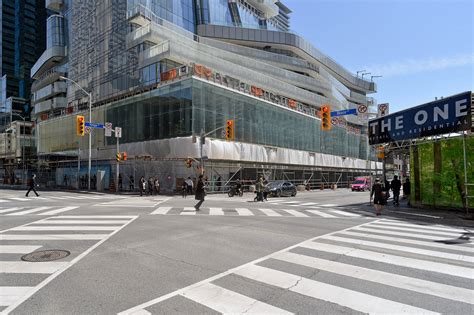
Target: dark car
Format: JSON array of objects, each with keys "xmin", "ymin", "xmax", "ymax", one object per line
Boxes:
[{"xmin": 265, "ymin": 181, "xmax": 297, "ymax": 197}]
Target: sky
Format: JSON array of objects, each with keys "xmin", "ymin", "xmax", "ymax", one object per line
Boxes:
[{"xmin": 286, "ymin": 0, "xmax": 473, "ymax": 113}]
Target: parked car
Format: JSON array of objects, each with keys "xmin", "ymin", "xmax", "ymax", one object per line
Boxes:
[
  {"xmin": 265, "ymin": 181, "xmax": 297, "ymax": 197},
  {"xmin": 351, "ymin": 176, "xmax": 371, "ymax": 191}
]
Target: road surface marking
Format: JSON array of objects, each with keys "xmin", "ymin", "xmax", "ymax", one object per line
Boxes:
[
  {"xmin": 258, "ymin": 208, "xmax": 282, "ymax": 216},
  {"xmin": 9, "ymin": 198, "xmax": 30, "ymax": 201},
  {"xmin": 235, "ymin": 208, "xmax": 254, "ymax": 216},
  {"xmin": 354, "ymin": 226, "xmax": 471, "ymax": 243},
  {"xmin": 150, "ymin": 207, "xmax": 172, "ymax": 215},
  {"xmin": 319, "ymin": 204, "xmax": 338, "ymax": 207},
  {"xmin": 378, "ymin": 220, "xmax": 469, "ymax": 233},
  {"xmin": 234, "ymin": 265, "xmax": 438, "ymax": 315},
  {"xmin": 40, "ymin": 206, "xmax": 80, "ymax": 215},
  {"xmin": 209, "ymin": 207, "xmax": 224, "ymax": 215},
  {"xmin": 0, "ymin": 245, "xmax": 42, "ymax": 254},
  {"xmin": 52, "ymin": 215, "xmax": 135, "ymax": 219},
  {"xmin": 0, "ymin": 262, "xmax": 69, "ymax": 274},
  {"xmin": 328, "ymin": 210, "xmax": 360, "ymax": 217},
  {"xmin": 11, "ymin": 226, "xmax": 118, "ymax": 231},
  {"xmin": 0, "ymin": 287, "xmax": 34, "ymax": 307},
  {"xmin": 300, "ymin": 241, "xmax": 472, "ymax": 279},
  {"xmin": 0, "ymin": 234, "xmax": 107, "ymax": 240},
  {"xmin": 181, "ymin": 282, "xmax": 292, "ymax": 314},
  {"xmin": 0, "ymin": 207, "xmax": 23, "ymax": 214},
  {"xmin": 300, "ymin": 202, "xmax": 318, "ymax": 206},
  {"xmin": 181, "ymin": 207, "xmax": 196, "ymax": 215},
  {"xmin": 7, "ymin": 207, "xmax": 52, "ymax": 216},
  {"xmin": 282, "ymin": 209, "xmax": 309, "ymax": 217},
  {"xmin": 34, "ymin": 220, "xmax": 130, "ymax": 224},
  {"xmin": 364, "ymin": 224, "xmax": 462, "ymax": 237},
  {"xmin": 305, "ymin": 210, "xmax": 337, "ymax": 218}
]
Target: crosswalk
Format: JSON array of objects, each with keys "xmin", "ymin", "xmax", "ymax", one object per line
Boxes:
[
  {"xmin": 0, "ymin": 215, "xmax": 137, "ymax": 313},
  {"xmin": 150, "ymin": 206, "xmax": 364, "ymax": 218},
  {"xmin": 120, "ymin": 219, "xmax": 474, "ymax": 315},
  {"xmin": 0, "ymin": 195, "xmax": 126, "ymax": 203},
  {"xmin": 0, "ymin": 206, "xmax": 79, "ymax": 216}
]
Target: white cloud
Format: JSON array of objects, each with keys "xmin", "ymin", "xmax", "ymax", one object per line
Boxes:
[{"xmin": 364, "ymin": 53, "xmax": 474, "ymax": 77}]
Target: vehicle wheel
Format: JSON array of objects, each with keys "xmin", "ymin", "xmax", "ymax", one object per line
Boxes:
[
  {"xmin": 292, "ymin": 191, "xmax": 297, "ymax": 197},
  {"xmin": 228, "ymin": 191, "xmax": 234, "ymax": 197},
  {"xmin": 276, "ymin": 190, "xmax": 281, "ymax": 197}
]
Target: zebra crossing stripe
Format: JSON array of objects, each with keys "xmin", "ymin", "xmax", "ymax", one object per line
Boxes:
[
  {"xmin": 0, "ymin": 287, "xmax": 35, "ymax": 307},
  {"xmin": 34, "ymin": 220, "xmax": 129, "ymax": 224},
  {"xmin": 0, "ymin": 207, "xmax": 23, "ymax": 214},
  {"xmin": 266, "ymin": 199, "xmax": 284, "ymax": 203},
  {"xmin": 373, "ymin": 221, "xmax": 469, "ymax": 234},
  {"xmin": 181, "ymin": 207, "xmax": 196, "ymax": 215},
  {"xmin": 0, "ymin": 245, "xmax": 42, "ymax": 254},
  {"xmin": 52, "ymin": 215, "xmax": 135, "ymax": 219},
  {"xmin": 11, "ymin": 226, "xmax": 118, "ymax": 231},
  {"xmin": 300, "ymin": 202, "xmax": 318, "ymax": 206},
  {"xmin": 9, "ymin": 198, "xmax": 30, "ymax": 201},
  {"xmin": 0, "ymin": 262, "xmax": 69, "ymax": 274},
  {"xmin": 0, "ymin": 234, "xmax": 107, "ymax": 241},
  {"xmin": 7, "ymin": 207, "xmax": 52, "ymax": 216},
  {"xmin": 339, "ymin": 231, "xmax": 474, "ymax": 254},
  {"xmin": 258, "ymin": 208, "xmax": 282, "ymax": 216},
  {"xmin": 234, "ymin": 264, "xmax": 438, "ymax": 315},
  {"xmin": 209, "ymin": 208, "xmax": 224, "ymax": 215},
  {"xmin": 321, "ymin": 235, "xmax": 474, "ymax": 263},
  {"xmin": 281, "ymin": 201, "xmax": 299, "ymax": 204},
  {"xmin": 274, "ymin": 251, "xmax": 473, "ymax": 304},
  {"xmin": 282, "ymin": 209, "xmax": 309, "ymax": 217},
  {"xmin": 328, "ymin": 210, "xmax": 360, "ymax": 217},
  {"xmin": 40, "ymin": 206, "xmax": 79, "ymax": 216},
  {"xmin": 366, "ymin": 224, "xmax": 461, "ymax": 237},
  {"xmin": 235, "ymin": 208, "xmax": 253, "ymax": 216},
  {"xmin": 305, "ymin": 210, "xmax": 337, "ymax": 218},
  {"xmin": 0, "ymin": 199, "xmax": 11, "ymax": 203},
  {"xmin": 353, "ymin": 226, "xmax": 468, "ymax": 243},
  {"xmin": 319, "ymin": 204, "xmax": 338, "ymax": 207},
  {"xmin": 151, "ymin": 207, "xmax": 172, "ymax": 215},
  {"xmin": 300, "ymin": 241, "xmax": 472, "ymax": 279},
  {"xmin": 180, "ymin": 283, "xmax": 292, "ymax": 314}
]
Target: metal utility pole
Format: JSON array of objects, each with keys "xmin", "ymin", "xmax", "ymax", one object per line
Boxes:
[{"xmin": 116, "ymin": 135, "xmax": 120, "ymax": 194}]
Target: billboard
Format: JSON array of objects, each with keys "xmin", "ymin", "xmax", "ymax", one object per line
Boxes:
[{"xmin": 369, "ymin": 91, "xmax": 472, "ymax": 145}]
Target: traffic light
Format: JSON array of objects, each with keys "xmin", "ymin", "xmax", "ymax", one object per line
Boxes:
[
  {"xmin": 184, "ymin": 158, "xmax": 192, "ymax": 168},
  {"xmin": 116, "ymin": 153, "xmax": 121, "ymax": 162},
  {"xmin": 321, "ymin": 105, "xmax": 331, "ymax": 131},
  {"xmin": 76, "ymin": 115, "xmax": 85, "ymax": 136},
  {"xmin": 122, "ymin": 152, "xmax": 127, "ymax": 161},
  {"xmin": 226, "ymin": 119, "xmax": 234, "ymax": 140}
]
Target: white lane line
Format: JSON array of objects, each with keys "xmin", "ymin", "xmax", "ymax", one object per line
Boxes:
[
  {"xmin": 181, "ymin": 207, "xmax": 196, "ymax": 215},
  {"xmin": 7, "ymin": 207, "xmax": 52, "ymax": 216},
  {"xmin": 118, "ymin": 219, "xmax": 381, "ymax": 315},
  {"xmin": 266, "ymin": 199, "xmax": 284, "ymax": 203},
  {"xmin": 319, "ymin": 204, "xmax": 338, "ymax": 207},
  {"xmin": 9, "ymin": 198, "xmax": 30, "ymax": 201},
  {"xmin": 150, "ymin": 207, "xmax": 172, "ymax": 215},
  {"xmin": 274, "ymin": 251, "xmax": 473, "ymax": 304},
  {"xmin": 209, "ymin": 208, "xmax": 224, "ymax": 216},
  {"xmin": 2, "ymin": 216, "xmax": 138, "ymax": 314},
  {"xmin": 300, "ymin": 241, "xmax": 472, "ymax": 279},
  {"xmin": 0, "ymin": 234, "xmax": 107, "ymax": 240},
  {"xmin": 374, "ymin": 221, "xmax": 469, "ymax": 234},
  {"xmin": 282, "ymin": 209, "xmax": 309, "ymax": 217},
  {"xmin": 305, "ymin": 210, "xmax": 337, "ymax": 218},
  {"xmin": 321, "ymin": 235, "xmax": 474, "ymax": 263},
  {"xmin": 340, "ymin": 231, "xmax": 474, "ymax": 254},
  {"xmin": 300, "ymin": 202, "xmax": 318, "ymax": 206},
  {"xmin": 181, "ymin": 283, "xmax": 292, "ymax": 314},
  {"xmin": 365, "ymin": 224, "xmax": 462, "ymax": 237},
  {"xmin": 328, "ymin": 210, "xmax": 361, "ymax": 217},
  {"xmin": 281, "ymin": 201, "xmax": 299, "ymax": 204},
  {"xmin": 0, "ymin": 245, "xmax": 42, "ymax": 254},
  {"xmin": 39, "ymin": 206, "xmax": 79, "ymax": 215},
  {"xmin": 258, "ymin": 208, "xmax": 282, "ymax": 217},
  {"xmin": 0, "ymin": 262, "xmax": 69, "ymax": 274},
  {"xmin": 0, "ymin": 199, "xmax": 11, "ymax": 203},
  {"xmin": 0, "ymin": 207, "xmax": 23, "ymax": 214},
  {"xmin": 0, "ymin": 287, "xmax": 34, "ymax": 307},
  {"xmin": 386, "ymin": 210, "xmax": 441, "ymax": 219},
  {"xmin": 234, "ymin": 265, "xmax": 438, "ymax": 315},
  {"xmin": 153, "ymin": 197, "xmax": 171, "ymax": 207},
  {"xmin": 353, "ymin": 226, "xmax": 459, "ymax": 241},
  {"xmin": 52, "ymin": 215, "xmax": 135, "ymax": 219},
  {"xmin": 11, "ymin": 226, "xmax": 118, "ymax": 231},
  {"xmin": 48, "ymin": 197, "xmax": 68, "ymax": 200},
  {"xmin": 34, "ymin": 220, "xmax": 130, "ymax": 224},
  {"xmin": 235, "ymin": 208, "xmax": 254, "ymax": 216}
]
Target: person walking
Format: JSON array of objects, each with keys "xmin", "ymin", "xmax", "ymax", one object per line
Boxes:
[
  {"xmin": 129, "ymin": 175, "xmax": 134, "ymax": 191},
  {"xmin": 181, "ymin": 181, "xmax": 188, "ymax": 198},
  {"xmin": 403, "ymin": 178, "xmax": 411, "ymax": 206},
  {"xmin": 370, "ymin": 178, "xmax": 386, "ymax": 216},
  {"xmin": 194, "ymin": 175, "xmax": 205, "ymax": 211},
  {"xmin": 391, "ymin": 175, "xmax": 402, "ymax": 206},
  {"xmin": 25, "ymin": 174, "xmax": 39, "ymax": 197},
  {"xmin": 185, "ymin": 177, "xmax": 193, "ymax": 194},
  {"xmin": 118, "ymin": 174, "xmax": 123, "ymax": 191},
  {"xmin": 154, "ymin": 177, "xmax": 160, "ymax": 195},
  {"xmin": 148, "ymin": 177, "xmax": 154, "ymax": 195},
  {"xmin": 139, "ymin": 176, "xmax": 146, "ymax": 196},
  {"xmin": 255, "ymin": 177, "xmax": 265, "ymax": 202}
]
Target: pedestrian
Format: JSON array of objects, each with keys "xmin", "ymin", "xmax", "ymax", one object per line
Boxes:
[
  {"xmin": 139, "ymin": 176, "xmax": 146, "ymax": 196},
  {"xmin": 403, "ymin": 178, "xmax": 411, "ymax": 206},
  {"xmin": 181, "ymin": 181, "xmax": 188, "ymax": 198},
  {"xmin": 216, "ymin": 176, "xmax": 222, "ymax": 191},
  {"xmin": 185, "ymin": 177, "xmax": 193, "ymax": 194},
  {"xmin": 391, "ymin": 175, "xmax": 402, "ymax": 206},
  {"xmin": 384, "ymin": 177, "xmax": 391, "ymax": 202},
  {"xmin": 148, "ymin": 177, "xmax": 154, "ymax": 195},
  {"xmin": 129, "ymin": 175, "xmax": 134, "ymax": 191},
  {"xmin": 154, "ymin": 177, "xmax": 160, "ymax": 195},
  {"xmin": 63, "ymin": 174, "xmax": 68, "ymax": 187},
  {"xmin": 194, "ymin": 175, "xmax": 205, "ymax": 211},
  {"xmin": 255, "ymin": 177, "xmax": 265, "ymax": 202},
  {"xmin": 370, "ymin": 178, "xmax": 386, "ymax": 216},
  {"xmin": 92, "ymin": 174, "xmax": 97, "ymax": 189},
  {"xmin": 25, "ymin": 174, "xmax": 39, "ymax": 197},
  {"xmin": 118, "ymin": 174, "xmax": 123, "ymax": 191}
]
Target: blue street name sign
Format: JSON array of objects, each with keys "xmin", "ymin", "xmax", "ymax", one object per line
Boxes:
[
  {"xmin": 331, "ymin": 108, "xmax": 357, "ymax": 117},
  {"xmin": 85, "ymin": 122, "xmax": 105, "ymax": 129}
]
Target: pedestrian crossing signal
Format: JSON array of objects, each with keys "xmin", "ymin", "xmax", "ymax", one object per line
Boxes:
[
  {"xmin": 122, "ymin": 152, "xmax": 127, "ymax": 161},
  {"xmin": 226, "ymin": 119, "xmax": 234, "ymax": 140},
  {"xmin": 321, "ymin": 105, "xmax": 331, "ymax": 131},
  {"xmin": 116, "ymin": 153, "xmax": 121, "ymax": 162},
  {"xmin": 76, "ymin": 115, "xmax": 85, "ymax": 136}
]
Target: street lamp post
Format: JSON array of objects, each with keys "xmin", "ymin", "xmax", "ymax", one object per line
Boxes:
[
  {"xmin": 60, "ymin": 76, "xmax": 92, "ymax": 191},
  {"xmin": 370, "ymin": 75, "xmax": 383, "ymax": 82}
]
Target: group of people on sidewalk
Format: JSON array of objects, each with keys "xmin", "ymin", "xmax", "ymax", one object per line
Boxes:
[
  {"xmin": 138, "ymin": 176, "xmax": 160, "ymax": 196},
  {"xmin": 371, "ymin": 175, "xmax": 411, "ymax": 216}
]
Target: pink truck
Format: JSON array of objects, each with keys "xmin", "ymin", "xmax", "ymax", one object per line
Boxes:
[{"xmin": 351, "ymin": 176, "xmax": 371, "ymax": 191}]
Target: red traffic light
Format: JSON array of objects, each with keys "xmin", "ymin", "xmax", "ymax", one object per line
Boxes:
[
  {"xmin": 227, "ymin": 120, "xmax": 233, "ymax": 126},
  {"xmin": 322, "ymin": 106, "xmax": 329, "ymax": 113}
]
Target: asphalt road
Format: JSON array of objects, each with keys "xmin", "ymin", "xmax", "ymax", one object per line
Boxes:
[{"xmin": 0, "ymin": 188, "xmax": 472, "ymax": 314}]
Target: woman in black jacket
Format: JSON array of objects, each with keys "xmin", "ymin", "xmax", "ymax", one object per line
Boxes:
[
  {"xmin": 370, "ymin": 178, "xmax": 386, "ymax": 216},
  {"xmin": 194, "ymin": 175, "xmax": 205, "ymax": 211}
]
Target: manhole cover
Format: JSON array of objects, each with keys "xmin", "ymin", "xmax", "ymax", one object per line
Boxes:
[{"xmin": 21, "ymin": 250, "xmax": 70, "ymax": 262}]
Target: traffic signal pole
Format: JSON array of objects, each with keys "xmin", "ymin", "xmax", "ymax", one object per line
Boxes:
[{"xmin": 116, "ymin": 135, "xmax": 120, "ymax": 194}]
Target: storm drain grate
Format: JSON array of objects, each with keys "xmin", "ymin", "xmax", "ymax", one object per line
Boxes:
[{"xmin": 21, "ymin": 250, "xmax": 70, "ymax": 262}]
